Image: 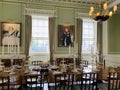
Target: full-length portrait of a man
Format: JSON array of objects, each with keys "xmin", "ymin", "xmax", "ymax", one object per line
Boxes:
[{"xmin": 62, "ymin": 28, "xmax": 72, "ymax": 46}]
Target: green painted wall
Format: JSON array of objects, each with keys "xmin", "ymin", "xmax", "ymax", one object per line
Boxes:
[
  {"xmin": 0, "ymin": 2, "xmax": 77, "ymax": 54},
  {"xmin": 55, "ymin": 7, "xmax": 75, "ymax": 54},
  {"xmin": 108, "ymin": 14, "xmax": 120, "ymax": 54},
  {"xmin": 1, "ymin": 1, "xmax": 120, "ymax": 55},
  {"xmin": 0, "ymin": 3, "xmax": 2, "ymax": 21},
  {"xmin": 0, "ymin": 2, "xmax": 25, "ymax": 53}
]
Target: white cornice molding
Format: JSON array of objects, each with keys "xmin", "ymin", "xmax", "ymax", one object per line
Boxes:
[
  {"xmin": 2, "ymin": 0, "xmax": 97, "ymax": 9},
  {"xmin": 2, "ymin": 0, "xmax": 120, "ymax": 13},
  {"xmin": 25, "ymin": 8, "xmax": 57, "ymax": 17},
  {"xmin": 75, "ymin": 11, "xmax": 90, "ymax": 19}
]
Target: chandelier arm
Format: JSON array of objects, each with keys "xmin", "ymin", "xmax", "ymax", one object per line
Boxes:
[{"xmin": 108, "ymin": 0, "xmax": 120, "ymax": 9}]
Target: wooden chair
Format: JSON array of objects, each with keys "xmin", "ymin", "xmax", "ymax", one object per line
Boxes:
[
  {"xmin": 32, "ymin": 61, "xmax": 42, "ymax": 66},
  {"xmin": 1, "ymin": 59, "xmax": 11, "ymax": 67},
  {"xmin": 81, "ymin": 72, "xmax": 98, "ymax": 90},
  {"xmin": 82, "ymin": 60, "xmax": 89, "ymax": 67},
  {"xmin": 40, "ymin": 68, "xmax": 49, "ymax": 74},
  {"xmin": 40, "ymin": 62, "xmax": 50, "ymax": 68},
  {"xmin": 54, "ymin": 73, "xmax": 74, "ymax": 90},
  {"xmin": 47, "ymin": 71, "xmax": 56, "ymax": 90},
  {"xmin": 0, "ymin": 75, "xmax": 10, "ymax": 90},
  {"xmin": 24, "ymin": 74, "xmax": 44, "ymax": 90},
  {"xmin": 108, "ymin": 72, "xmax": 120, "ymax": 90},
  {"xmin": 13, "ymin": 59, "xmax": 24, "ymax": 66},
  {"xmin": 40, "ymin": 68, "xmax": 49, "ymax": 81}
]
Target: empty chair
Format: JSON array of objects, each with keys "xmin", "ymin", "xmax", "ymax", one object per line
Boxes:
[
  {"xmin": 40, "ymin": 68, "xmax": 49, "ymax": 74},
  {"xmin": 32, "ymin": 61, "xmax": 42, "ymax": 66},
  {"xmin": 81, "ymin": 72, "xmax": 98, "ymax": 90},
  {"xmin": 24, "ymin": 74, "xmax": 44, "ymax": 90},
  {"xmin": 40, "ymin": 62, "xmax": 50, "ymax": 68},
  {"xmin": 82, "ymin": 60, "xmax": 89, "ymax": 68},
  {"xmin": 54, "ymin": 73, "xmax": 74, "ymax": 90},
  {"xmin": 108, "ymin": 72, "xmax": 120, "ymax": 90},
  {"xmin": 13, "ymin": 59, "xmax": 24, "ymax": 66},
  {"xmin": 1, "ymin": 59, "xmax": 11, "ymax": 67},
  {"xmin": 40, "ymin": 68, "xmax": 49, "ymax": 83},
  {"xmin": 0, "ymin": 75, "xmax": 10, "ymax": 90}
]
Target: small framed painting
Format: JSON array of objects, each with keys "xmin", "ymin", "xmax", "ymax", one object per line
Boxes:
[{"xmin": 1, "ymin": 22, "xmax": 21, "ymax": 46}]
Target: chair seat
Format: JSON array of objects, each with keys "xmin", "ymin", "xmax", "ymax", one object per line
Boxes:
[
  {"xmin": 81, "ymin": 72, "xmax": 98, "ymax": 90},
  {"xmin": 0, "ymin": 75, "xmax": 10, "ymax": 90},
  {"xmin": 108, "ymin": 72, "xmax": 120, "ymax": 90},
  {"xmin": 24, "ymin": 74, "xmax": 44, "ymax": 90}
]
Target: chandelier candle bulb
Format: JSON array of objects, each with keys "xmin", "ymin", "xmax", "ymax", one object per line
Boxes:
[
  {"xmin": 109, "ymin": 11, "xmax": 113, "ymax": 17},
  {"xmin": 103, "ymin": 2, "xmax": 108, "ymax": 10},
  {"xmin": 113, "ymin": 5, "xmax": 117, "ymax": 12}
]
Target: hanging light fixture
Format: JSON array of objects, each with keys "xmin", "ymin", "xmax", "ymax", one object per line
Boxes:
[{"xmin": 89, "ymin": 0, "xmax": 118, "ymax": 22}]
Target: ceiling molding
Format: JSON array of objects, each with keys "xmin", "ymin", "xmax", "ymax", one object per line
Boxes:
[
  {"xmin": 25, "ymin": 8, "xmax": 56, "ymax": 17},
  {"xmin": 1, "ymin": 0, "xmax": 120, "ymax": 12}
]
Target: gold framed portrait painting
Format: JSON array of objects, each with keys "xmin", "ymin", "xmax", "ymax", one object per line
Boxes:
[
  {"xmin": 1, "ymin": 22, "xmax": 21, "ymax": 46},
  {"xmin": 58, "ymin": 25, "xmax": 75, "ymax": 47}
]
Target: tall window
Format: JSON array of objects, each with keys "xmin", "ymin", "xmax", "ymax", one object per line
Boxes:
[
  {"xmin": 29, "ymin": 16, "xmax": 49, "ymax": 55},
  {"xmin": 82, "ymin": 19, "xmax": 97, "ymax": 54}
]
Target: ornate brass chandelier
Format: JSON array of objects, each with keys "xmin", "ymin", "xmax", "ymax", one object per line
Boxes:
[{"xmin": 89, "ymin": 0, "xmax": 117, "ymax": 22}]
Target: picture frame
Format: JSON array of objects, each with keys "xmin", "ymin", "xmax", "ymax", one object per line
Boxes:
[
  {"xmin": 1, "ymin": 22, "xmax": 21, "ymax": 46},
  {"xmin": 58, "ymin": 25, "xmax": 75, "ymax": 47}
]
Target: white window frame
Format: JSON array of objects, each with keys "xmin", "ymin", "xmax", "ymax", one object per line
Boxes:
[
  {"xmin": 82, "ymin": 19, "xmax": 97, "ymax": 54},
  {"xmin": 29, "ymin": 15, "xmax": 50, "ymax": 56}
]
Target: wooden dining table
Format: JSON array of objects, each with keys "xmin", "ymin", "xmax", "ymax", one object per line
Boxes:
[
  {"xmin": 47, "ymin": 64, "xmax": 112, "ymax": 83},
  {"xmin": 0, "ymin": 63, "xmax": 112, "ymax": 89}
]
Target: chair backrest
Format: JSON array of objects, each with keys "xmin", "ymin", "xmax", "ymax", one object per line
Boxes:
[
  {"xmin": 82, "ymin": 60, "xmax": 89, "ymax": 67},
  {"xmin": 32, "ymin": 61, "xmax": 42, "ymax": 66},
  {"xmin": 40, "ymin": 62, "xmax": 50, "ymax": 68},
  {"xmin": 81, "ymin": 72, "xmax": 98, "ymax": 90},
  {"xmin": 0, "ymin": 75, "xmax": 10, "ymax": 90},
  {"xmin": 40, "ymin": 68, "xmax": 49, "ymax": 82},
  {"xmin": 40, "ymin": 68, "xmax": 49, "ymax": 74},
  {"xmin": 24, "ymin": 74, "xmax": 44, "ymax": 90},
  {"xmin": 54, "ymin": 73, "xmax": 74, "ymax": 90},
  {"xmin": 108, "ymin": 72, "xmax": 120, "ymax": 90},
  {"xmin": 13, "ymin": 59, "xmax": 24, "ymax": 66},
  {"xmin": 1, "ymin": 59, "xmax": 11, "ymax": 67}
]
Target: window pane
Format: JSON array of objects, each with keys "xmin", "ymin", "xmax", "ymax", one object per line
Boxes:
[
  {"xmin": 30, "ymin": 16, "xmax": 49, "ymax": 54},
  {"xmin": 82, "ymin": 19, "xmax": 97, "ymax": 53},
  {"xmin": 30, "ymin": 39, "xmax": 49, "ymax": 53}
]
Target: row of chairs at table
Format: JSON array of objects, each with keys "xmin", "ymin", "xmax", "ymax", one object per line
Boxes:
[
  {"xmin": 48, "ymin": 72, "xmax": 98, "ymax": 90},
  {"xmin": 1, "ymin": 59, "xmax": 25, "ymax": 67},
  {"xmin": 1, "ymin": 71, "xmax": 120, "ymax": 90},
  {"xmin": 0, "ymin": 68, "xmax": 49, "ymax": 90}
]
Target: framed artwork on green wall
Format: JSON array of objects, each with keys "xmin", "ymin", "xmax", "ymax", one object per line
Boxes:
[
  {"xmin": 1, "ymin": 22, "xmax": 21, "ymax": 46},
  {"xmin": 58, "ymin": 25, "xmax": 75, "ymax": 47}
]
